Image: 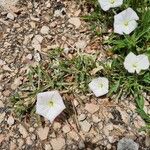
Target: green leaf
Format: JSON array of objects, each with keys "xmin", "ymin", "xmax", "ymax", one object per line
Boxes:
[
  {"xmin": 136, "ymin": 108, "xmax": 150, "ymax": 123},
  {"xmin": 108, "ymin": 79, "xmax": 121, "ymax": 96},
  {"xmin": 135, "ymin": 95, "xmax": 144, "ymax": 109}
]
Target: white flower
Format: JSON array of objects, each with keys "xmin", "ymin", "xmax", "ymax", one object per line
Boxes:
[
  {"xmin": 36, "ymin": 91, "xmax": 66, "ymax": 122},
  {"xmin": 114, "ymin": 7, "xmax": 139, "ymax": 34},
  {"xmin": 124, "ymin": 52, "xmax": 150, "ymax": 74},
  {"xmin": 89, "ymin": 77, "xmax": 109, "ymax": 97},
  {"xmin": 98, "ymin": 0, "xmax": 123, "ymax": 11}
]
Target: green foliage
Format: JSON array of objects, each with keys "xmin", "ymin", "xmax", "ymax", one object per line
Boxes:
[
  {"xmin": 106, "ymin": 56, "xmax": 150, "ymax": 130},
  {"xmin": 11, "ymin": 49, "xmax": 99, "ymax": 116},
  {"xmin": 12, "ymin": 0, "xmax": 150, "ymax": 133},
  {"xmin": 85, "ymin": 1, "xmax": 150, "ymax": 129},
  {"xmin": 85, "ymin": 0, "xmax": 150, "ymax": 54},
  {"xmin": 105, "ymin": 2, "xmax": 150, "ymax": 54}
]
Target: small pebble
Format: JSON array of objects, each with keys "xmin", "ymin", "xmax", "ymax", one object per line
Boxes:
[
  {"xmin": 7, "ymin": 116, "xmax": 15, "ymax": 126},
  {"xmin": 7, "ymin": 13, "xmax": 15, "ymax": 20},
  {"xmin": 117, "ymin": 138, "xmax": 139, "ymax": 150}
]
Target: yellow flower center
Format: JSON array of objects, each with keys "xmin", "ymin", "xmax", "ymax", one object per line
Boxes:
[
  {"xmin": 124, "ymin": 20, "xmax": 129, "ymax": 26},
  {"xmin": 98, "ymin": 83, "xmax": 104, "ymax": 88},
  {"xmin": 132, "ymin": 63, "xmax": 137, "ymax": 68},
  {"xmin": 109, "ymin": 0, "xmax": 115, "ymax": 4},
  {"xmin": 47, "ymin": 100, "xmax": 55, "ymax": 108}
]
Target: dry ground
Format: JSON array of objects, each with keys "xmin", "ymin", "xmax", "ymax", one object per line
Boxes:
[{"xmin": 0, "ymin": 0, "xmax": 149, "ymax": 149}]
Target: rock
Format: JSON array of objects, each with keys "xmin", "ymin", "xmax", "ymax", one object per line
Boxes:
[
  {"xmin": 75, "ymin": 40, "xmax": 87, "ymax": 50},
  {"xmin": 7, "ymin": 115, "xmax": 15, "ymax": 126},
  {"xmin": 46, "ymin": 1, "xmax": 51, "ymax": 8},
  {"xmin": 68, "ymin": 131, "xmax": 79, "ymax": 141},
  {"xmin": 34, "ymin": 52, "xmax": 41, "ymax": 62},
  {"xmin": 50, "ymin": 137, "xmax": 65, "ymax": 150},
  {"xmin": 63, "ymin": 47, "xmax": 70, "ymax": 54},
  {"xmin": 0, "ymin": 134, "xmax": 4, "ymax": 144},
  {"xmin": 85, "ymin": 103, "xmax": 99, "ymax": 114},
  {"xmin": 0, "ymin": 113, "xmax": 5, "ymax": 124},
  {"xmin": 107, "ymin": 144, "xmax": 112, "ymax": 149},
  {"xmin": 26, "ymin": 54, "xmax": 32, "ymax": 60},
  {"xmin": 31, "ymin": 134, "xmax": 36, "ymax": 140},
  {"xmin": 40, "ymin": 26, "xmax": 49, "ymax": 34},
  {"xmin": 78, "ymin": 140, "xmax": 85, "ymax": 149},
  {"xmin": 10, "ymin": 141, "xmax": 17, "ymax": 150},
  {"xmin": 30, "ymin": 15, "xmax": 40, "ymax": 21},
  {"xmin": 134, "ymin": 115, "xmax": 146, "ymax": 129},
  {"xmin": 53, "ymin": 122, "xmax": 61, "ymax": 130},
  {"xmin": 145, "ymin": 135, "xmax": 150, "ymax": 147},
  {"xmin": 78, "ymin": 114, "xmax": 86, "ymax": 121},
  {"xmin": 3, "ymin": 90, "xmax": 11, "ymax": 97},
  {"xmin": 62, "ymin": 125, "xmax": 70, "ymax": 133},
  {"xmin": 80, "ymin": 120, "xmax": 91, "ymax": 132},
  {"xmin": 98, "ymin": 122, "xmax": 103, "ymax": 130},
  {"xmin": 92, "ymin": 115, "xmax": 101, "ymax": 123},
  {"xmin": 73, "ymin": 99, "xmax": 79, "ymax": 107},
  {"xmin": 54, "ymin": 8, "xmax": 66, "ymax": 17},
  {"xmin": 11, "ymin": 77, "xmax": 22, "ymax": 90},
  {"xmin": 74, "ymin": 10, "xmax": 81, "ymax": 17},
  {"xmin": 18, "ymin": 139, "xmax": 24, "ymax": 148},
  {"xmin": 29, "ymin": 127, "xmax": 34, "ymax": 132},
  {"xmin": 26, "ymin": 137, "xmax": 32, "ymax": 145},
  {"xmin": 45, "ymin": 144, "xmax": 52, "ymax": 150},
  {"xmin": 18, "ymin": 124, "xmax": 28, "ymax": 138},
  {"xmin": 32, "ymin": 35, "xmax": 43, "ymax": 51},
  {"xmin": 108, "ymin": 136, "xmax": 116, "ymax": 143},
  {"xmin": 7, "ymin": 13, "xmax": 15, "ymax": 20},
  {"xmin": 0, "ymin": 0, "xmax": 19, "ymax": 12},
  {"xmin": 117, "ymin": 138, "xmax": 139, "ymax": 150},
  {"xmin": 116, "ymin": 107, "xmax": 129, "ymax": 124},
  {"xmin": 29, "ymin": 21, "xmax": 36, "ymax": 28},
  {"xmin": 34, "ymin": 35, "xmax": 43, "ymax": 43},
  {"xmin": 0, "ymin": 100, "xmax": 4, "ymax": 107},
  {"xmin": 54, "ymin": 10, "xmax": 62, "ymax": 17},
  {"xmin": 23, "ymin": 34, "xmax": 33, "ymax": 45},
  {"xmin": 105, "ymin": 123, "xmax": 113, "ymax": 131},
  {"xmin": 3, "ymin": 65, "xmax": 12, "ymax": 71},
  {"xmin": 37, "ymin": 127, "xmax": 49, "ymax": 140},
  {"xmin": 50, "ymin": 22, "xmax": 56, "ymax": 28},
  {"xmin": 68, "ymin": 17, "xmax": 81, "ymax": 29},
  {"xmin": 103, "ymin": 124, "xmax": 114, "ymax": 136},
  {"xmin": 50, "ymin": 132, "xmax": 56, "ymax": 138},
  {"xmin": 0, "ymin": 59, "xmax": 6, "ymax": 66}
]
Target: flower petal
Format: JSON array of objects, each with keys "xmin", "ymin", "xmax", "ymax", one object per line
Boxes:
[
  {"xmin": 98, "ymin": 0, "xmax": 111, "ymax": 11},
  {"xmin": 46, "ymin": 103, "xmax": 66, "ymax": 122},
  {"xmin": 89, "ymin": 77, "xmax": 109, "ymax": 97},
  {"xmin": 137, "ymin": 54, "xmax": 150, "ymax": 70},
  {"xmin": 112, "ymin": 0, "xmax": 123, "ymax": 8},
  {"xmin": 98, "ymin": 0, "xmax": 123, "ymax": 11},
  {"xmin": 36, "ymin": 91, "xmax": 66, "ymax": 123},
  {"xmin": 114, "ymin": 24, "xmax": 124, "ymax": 34},
  {"xmin": 124, "ymin": 52, "xmax": 137, "ymax": 73},
  {"xmin": 114, "ymin": 8, "xmax": 139, "ymax": 35},
  {"xmin": 126, "ymin": 7, "xmax": 139, "ymax": 20},
  {"xmin": 123, "ymin": 20, "xmax": 138, "ymax": 34}
]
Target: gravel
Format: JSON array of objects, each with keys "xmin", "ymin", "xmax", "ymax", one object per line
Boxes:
[{"xmin": 0, "ymin": 0, "xmax": 149, "ymax": 149}]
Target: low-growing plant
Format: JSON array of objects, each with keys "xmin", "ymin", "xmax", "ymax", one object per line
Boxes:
[
  {"xmin": 106, "ymin": 57, "xmax": 150, "ymax": 124},
  {"xmin": 11, "ymin": 49, "xmax": 99, "ymax": 117},
  {"xmin": 11, "ymin": 49, "xmax": 150, "ymax": 125},
  {"xmin": 84, "ymin": 0, "xmax": 150, "ymax": 131},
  {"xmin": 11, "ymin": 0, "xmax": 150, "ymax": 133}
]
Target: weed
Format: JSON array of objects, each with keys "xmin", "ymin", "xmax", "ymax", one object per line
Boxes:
[
  {"xmin": 84, "ymin": 0, "xmax": 150, "ymax": 131},
  {"xmin": 11, "ymin": 49, "xmax": 99, "ymax": 117}
]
